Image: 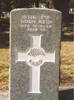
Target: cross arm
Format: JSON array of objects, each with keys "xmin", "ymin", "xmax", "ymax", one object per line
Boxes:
[
  {"xmin": 16, "ymin": 52, "xmax": 29, "ymax": 62},
  {"xmin": 43, "ymin": 51, "xmax": 55, "ymax": 63}
]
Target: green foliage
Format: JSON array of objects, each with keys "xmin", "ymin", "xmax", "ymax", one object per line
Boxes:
[
  {"xmin": 0, "ymin": 0, "xmax": 12, "ymax": 12},
  {"xmin": 0, "ymin": 0, "xmax": 74, "ymax": 13},
  {"xmin": 13, "ymin": 0, "xmax": 34, "ymax": 8}
]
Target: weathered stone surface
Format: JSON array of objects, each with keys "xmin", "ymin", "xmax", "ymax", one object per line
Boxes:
[{"xmin": 10, "ymin": 8, "xmax": 61, "ymax": 100}]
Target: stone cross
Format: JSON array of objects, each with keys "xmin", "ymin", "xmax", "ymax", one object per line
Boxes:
[{"xmin": 16, "ymin": 35, "xmax": 55, "ymax": 93}]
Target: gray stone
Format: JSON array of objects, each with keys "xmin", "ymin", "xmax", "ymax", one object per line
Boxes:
[{"xmin": 10, "ymin": 8, "xmax": 61, "ymax": 100}]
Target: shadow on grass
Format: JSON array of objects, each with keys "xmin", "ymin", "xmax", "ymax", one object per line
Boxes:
[
  {"xmin": 59, "ymin": 88, "xmax": 74, "ymax": 100},
  {"xmin": 0, "ymin": 18, "xmax": 9, "ymax": 48},
  {"xmin": 61, "ymin": 34, "xmax": 74, "ymax": 41},
  {"xmin": 0, "ymin": 31, "xmax": 9, "ymax": 48}
]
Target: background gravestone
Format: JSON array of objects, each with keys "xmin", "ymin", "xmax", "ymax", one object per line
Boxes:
[{"xmin": 10, "ymin": 8, "xmax": 61, "ymax": 100}]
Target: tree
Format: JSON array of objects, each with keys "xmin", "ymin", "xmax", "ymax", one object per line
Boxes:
[
  {"xmin": 1, "ymin": 0, "xmax": 12, "ymax": 12},
  {"xmin": 0, "ymin": 0, "xmax": 2, "ymax": 17},
  {"xmin": 13, "ymin": 0, "xmax": 34, "ymax": 8},
  {"xmin": 69, "ymin": 0, "xmax": 74, "ymax": 7}
]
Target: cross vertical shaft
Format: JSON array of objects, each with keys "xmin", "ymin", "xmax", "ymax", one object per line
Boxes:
[
  {"xmin": 29, "ymin": 66, "xmax": 41, "ymax": 93},
  {"xmin": 28, "ymin": 35, "xmax": 42, "ymax": 93},
  {"xmin": 32, "ymin": 35, "xmax": 42, "ymax": 48}
]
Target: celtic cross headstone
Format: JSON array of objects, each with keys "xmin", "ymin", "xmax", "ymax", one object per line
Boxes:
[{"xmin": 10, "ymin": 8, "xmax": 61, "ymax": 100}]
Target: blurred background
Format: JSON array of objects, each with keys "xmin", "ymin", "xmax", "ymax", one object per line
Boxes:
[{"xmin": 0, "ymin": 0, "xmax": 74, "ymax": 92}]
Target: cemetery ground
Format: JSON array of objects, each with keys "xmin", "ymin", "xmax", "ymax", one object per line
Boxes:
[{"xmin": 0, "ymin": 18, "xmax": 74, "ymax": 92}]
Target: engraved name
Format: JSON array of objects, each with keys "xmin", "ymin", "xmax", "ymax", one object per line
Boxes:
[{"xmin": 20, "ymin": 15, "xmax": 52, "ymax": 32}]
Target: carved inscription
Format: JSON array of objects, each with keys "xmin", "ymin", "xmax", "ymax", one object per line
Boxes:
[{"xmin": 20, "ymin": 15, "xmax": 52, "ymax": 32}]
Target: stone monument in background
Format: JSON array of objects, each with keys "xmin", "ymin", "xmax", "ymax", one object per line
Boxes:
[{"xmin": 10, "ymin": 8, "xmax": 61, "ymax": 100}]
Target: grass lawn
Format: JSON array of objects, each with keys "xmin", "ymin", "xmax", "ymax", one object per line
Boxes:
[
  {"xmin": 60, "ymin": 41, "xmax": 74, "ymax": 87},
  {"xmin": 0, "ymin": 49, "xmax": 9, "ymax": 91}
]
